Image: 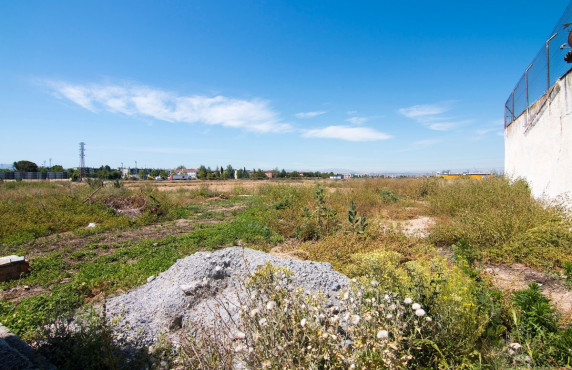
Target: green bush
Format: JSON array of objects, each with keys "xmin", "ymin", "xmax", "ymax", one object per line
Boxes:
[
  {"xmin": 507, "ymin": 283, "xmax": 572, "ymax": 366},
  {"xmin": 429, "ymin": 177, "xmax": 572, "ymax": 269}
]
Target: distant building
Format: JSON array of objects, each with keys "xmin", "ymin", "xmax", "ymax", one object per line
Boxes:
[{"xmin": 172, "ymin": 168, "xmax": 198, "ymax": 179}]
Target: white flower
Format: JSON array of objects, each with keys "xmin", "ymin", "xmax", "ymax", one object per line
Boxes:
[
  {"xmin": 300, "ymin": 318, "xmax": 307, "ymax": 327},
  {"xmin": 389, "ymin": 304, "xmax": 396, "ymax": 311},
  {"xmin": 258, "ymin": 318, "xmax": 268, "ymax": 326},
  {"xmin": 377, "ymin": 330, "xmax": 389, "ymax": 339},
  {"xmin": 384, "ymin": 294, "xmax": 391, "ymax": 302},
  {"xmin": 412, "ymin": 303, "xmax": 421, "ymax": 310},
  {"xmin": 386, "ymin": 314, "xmax": 393, "ymax": 319},
  {"xmin": 415, "ymin": 308, "xmax": 426, "ymax": 317},
  {"xmin": 370, "ymin": 280, "xmax": 379, "ymax": 287},
  {"xmin": 343, "ymin": 313, "xmax": 350, "ymax": 322},
  {"xmin": 234, "ymin": 344, "xmax": 247, "ymax": 353},
  {"xmin": 425, "ymin": 317, "xmax": 432, "ymax": 322},
  {"xmin": 509, "ymin": 342, "xmax": 522, "ymax": 350},
  {"xmin": 349, "ymin": 314, "xmax": 361, "ymax": 325},
  {"xmin": 342, "ymin": 291, "xmax": 350, "ymax": 300},
  {"xmin": 404, "ymin": 297, "xmax": 413, "ymax": 304},
  {"xmin": 234, "ymin": 331, "xmax": 246, "ymax": 340},
  {"xmin": 266, "ymin": 300, "xmax": 276, "ymax": 310}
]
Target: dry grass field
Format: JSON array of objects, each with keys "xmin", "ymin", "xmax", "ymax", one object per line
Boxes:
[{"xmin": 1, "ymin": 177, "xmax": 572, "ymax": 368}]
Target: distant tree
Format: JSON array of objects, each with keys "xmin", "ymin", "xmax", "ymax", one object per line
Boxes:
[
  {"xmin": 289, "ymin": 171, "xmax": 300, "ymax": 178},
  {"xmin": 150, "ymin": 170, "xmax": 160, "ymax": 177},
  {"xmin": 223, "ymin": 164, "xmax": 234, "ymax": 179},
  {"xmin": 280, "ymin": 169, "xmax": 287, "ymax": 178},
  {"xmin": 159, "ymin": 170, "xmax": 169, "ymax": 179},
  {"xmin": 197, "ymin": 165, "xmax": 208, "ymax": 179},
  {"xmin": 108, "ymin": 170, "xmax": 121, "ymax": 180},
  {"xmin": 251, "ymin": 169, "xmax": 267, "ymax": 179},
  {"xmin": 138, "ymin": 169, "xmax": 146, "ymax": 180},
  {"xmin": 176, "ymin": 165, "xmax": 186, "ymax": 170},
  {"xmin": 13, "ymin": 160, "xmax": 38, "ymax": 172},
  {"xmin": 50, "ymin": 165, "xmax": 65, "ymax": 172}
]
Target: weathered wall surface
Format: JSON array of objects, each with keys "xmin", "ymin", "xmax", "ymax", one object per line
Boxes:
[{"xmin": 505, "ymin": 70, "xmax": 572, "ymax": 205}]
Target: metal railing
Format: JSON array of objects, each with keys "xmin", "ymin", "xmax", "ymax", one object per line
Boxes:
[{"xmin": 505, "ymin": 2, "xmax": 572, "ymax": 128}]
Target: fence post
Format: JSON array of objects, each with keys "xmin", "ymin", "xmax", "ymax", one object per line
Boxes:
[{"xmin": 546, "ymin": 33, "xmax": 558, "ymax": 92}]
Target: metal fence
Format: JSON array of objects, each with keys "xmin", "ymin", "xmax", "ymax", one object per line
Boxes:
[
  {"xmin": 0, "ymin": 172, "xmax": 70, "ymax": 180},
  {"xmin": 505, "ymin": 2, "xmax": 572, "ymax": 127}
]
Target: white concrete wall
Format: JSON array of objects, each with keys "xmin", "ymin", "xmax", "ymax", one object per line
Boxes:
[{"xmin": 505, "ymin": 70, "xmax": 572, "ymax": 205}]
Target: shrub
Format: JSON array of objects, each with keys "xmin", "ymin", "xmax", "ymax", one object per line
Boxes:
[
  {"xmin": 347, "ymin": 251, "xmax": 493, "ymax": 366},
  {"xmin": 429, "ymin": 177, "xmax": 572, "ymax": 269},
  {"xmin": 507, "ymin": 283, "xmax": 572, "ymax": 366},
  {"xmin": 380, "ymin": 188, "xmax": 399, "ymax": 204},
  {"xmin": 35, "ymin": 304, "xmax": 150, "ymax": 369},
  {"xmin": 177, "ymin": 263, "xmax": 438, "ymax": 368}
]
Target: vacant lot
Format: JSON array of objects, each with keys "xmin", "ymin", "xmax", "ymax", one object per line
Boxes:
[{"xmin": 1, "ymin": 177, "xmax": 571, "ymax": 368}]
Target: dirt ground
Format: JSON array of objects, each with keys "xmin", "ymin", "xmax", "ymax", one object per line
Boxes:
[
  {"xmin": 123, "ymin": 179, "xmax": 323, "ymax": 193},
  {"xmin": 483, "ymin": 264, "xmax": 572, "ymax": 321}
]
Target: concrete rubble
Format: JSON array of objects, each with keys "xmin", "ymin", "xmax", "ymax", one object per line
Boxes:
[{"xmin": 105, "ymin": 247, "xmax": 350, "ymax": 347}]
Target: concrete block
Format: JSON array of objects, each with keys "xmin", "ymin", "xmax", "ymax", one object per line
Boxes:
[{"xmin": 0, "ymin": 256, "xmax": 30, "ymax": 282}]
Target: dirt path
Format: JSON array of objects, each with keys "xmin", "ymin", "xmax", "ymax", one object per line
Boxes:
[{"xmin": 19, "ymin": 218, "xmax": 219, "ymax": 258}]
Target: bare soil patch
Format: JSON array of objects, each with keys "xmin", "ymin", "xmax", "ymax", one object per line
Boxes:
[
  {"xmin": 269, "ymin": 239, "xmax": 308, "ymax": 260},
  {"xmin": 123, "ymin": 179, "xmax": 321, "ymax": 193},
  {"xmin": 20, "ymin": 218, "xmax": 218, "ymax": 259},
  {"xmin": 0, "ymin": 285, "xmax": 49, "ymax": 303},
  {"xmin": 102, "ymin": 195, "xmax": 148, "ymax": 217},
  {"xmin": 483, "ymin": 264, "xmax": 572, "ymax": 320},
  {"xmin": 381, "ymin": 216, "xmax": 435, "ymax": 238}
]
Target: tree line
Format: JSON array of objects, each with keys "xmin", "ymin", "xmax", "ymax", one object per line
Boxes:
[{"xmin": 7, "ymin": 160, "xmax": 341, "ymax": 181}]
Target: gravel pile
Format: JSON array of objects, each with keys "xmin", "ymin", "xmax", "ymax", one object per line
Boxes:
[{"xmin": 105, "ymin": 247, "xmax": 349, "ymax": 347}]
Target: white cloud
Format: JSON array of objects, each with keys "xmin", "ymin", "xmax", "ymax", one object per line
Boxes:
[
  {"xmin": 295, "ymin": 111, "xmax": 326, "ymax": 119},
  {"xmin": 399, "ymin": 101, "xmax": 466, "ymax": 131},
  {"xmin": 429, "ymin": 123, "xmax": 456, "ymax": 131},
  {"xmin": 398, "ymin": 103, "xmax": 451, "ymax": 118},
  {"xmin": 346, "ymin": 116, "xmax": 368, "ymax": 125},
  {"xmin": 49, "ymin": 81, "xmax": 292, "ymax": 134},
  {"xmin": 399, "ymin": 138, "xmax": 442, "ymax": 152},
  {"xmin": 476, "ymin": 119, "xmax": 505, "ymax": 136},
  {"xmin": 302, "ymin": 125, "xmax": 392, "ymax": 142}
]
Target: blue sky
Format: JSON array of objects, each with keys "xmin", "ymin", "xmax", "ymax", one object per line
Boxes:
[{"xmin": 1, "ymin": 0, "xmax": 570, "ymax": 173}]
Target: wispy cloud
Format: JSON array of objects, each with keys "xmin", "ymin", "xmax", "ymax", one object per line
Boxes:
[
  {"xmin": 475, "ymin": 119, "xmax": 504, "ymax": 137},
  {"xmin": 48, "ymin": 81, "xmax": 292, "ymax": 133},
  {"xmin": 396, "ymin": 138, "xmax": 442, "ymax": 153},
  {"xmin": 398, "ymin": 103, "xmax": 452, "ymax": 119},
  {"xmin": 346, "ymin": 116, "xmax": 368, "ymax": 125},
  {"xmin": 302, "ymin": 125, "xmax": 392, "ymax": 142},
  {"xmin": 295, "ymin": 111, "xmax": 326, "ymax": 119},
  {"xmin": 398, "ymin": 101, "xmax": 466, "ymax": 131}
]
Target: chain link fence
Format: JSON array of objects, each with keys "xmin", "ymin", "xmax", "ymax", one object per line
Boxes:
[{"xmin": 505, "ymin": 2, "xmax": 572, "ymax": 127}]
